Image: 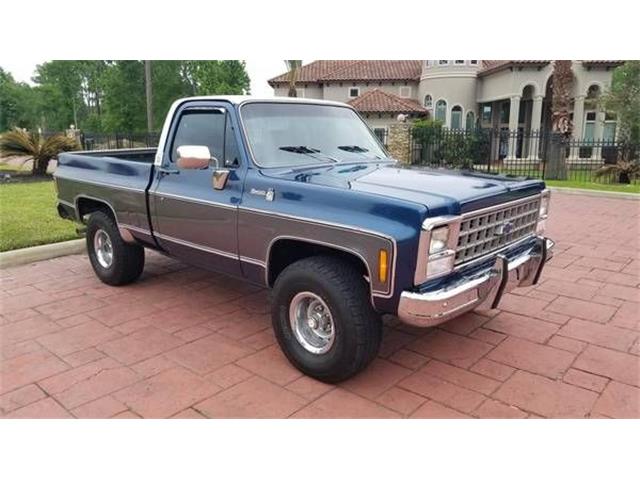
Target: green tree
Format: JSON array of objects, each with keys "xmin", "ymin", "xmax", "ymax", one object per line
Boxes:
[
  {"xmin": 601, "ymin": 61, "xmax": 640, "ymax": 144},
  {"xmin": 101, "ymin": 61, "xmax": 146, "ymax": 132},
  {"xmin": 184, "ymin": 61, "xmax": 250, "ymax": 96},
  {"xmin": 0, "ymin": 68, "xmax": 40, "ymax": 131},
  {"xmin": 32, "ymin": 60, "xmax": 84, "ymax": 130}
]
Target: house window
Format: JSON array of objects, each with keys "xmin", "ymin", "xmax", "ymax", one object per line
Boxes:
[
  {"xmin": 435, "ymin": 100, "xmax": 447, "ymax": 124},
  {"xmin": 454, "ymin": 60, "xmax": 465, "ymax": 65},
  {"xmin": 373, "ymin": 127, "xmax": 387, "ymax": 145},
  {"xmin": 500, "ymin": 102, "xmax": 510, "ymax": 124},
  {"xmin": 424, "ymin": 94, "xmax": 433, "ymax": 109},
  {"xmin": 584, "ymin": 111, "xmax": 596, "ymax": 140},
  {"xmin": 604, "ymin": 112, "xmax": 617, "ymax": 141},
  {"xmin": 348, "ymin": 87, "xmax": 360, "ymax": 98},
  {"xmin": 481, "ymin": 104, "xmax": 492, "ymax": 123},
  {"xmin": 470, "ymin": 60, "xmax": 478, "ymax": 65},
  {"xmin": 295, "ymin": 88, "xmax": 305, "ymax": 98},
  {"xmin": 399, "ymin": 86, "xmax": 411, "ymax": 98},
  {"xmin": 438, "ymin": 60, "xmax": 449, "ymax": 65},
  {"xmin": 466, "ymin": 111, "xmax": 475, "ymax": 130},
  {"xmin": 451, "ymin": 106, "xmax": 463, "ymax": 129}
]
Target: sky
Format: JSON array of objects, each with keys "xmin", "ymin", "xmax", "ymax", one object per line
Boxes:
[{"xmin": 0, "ymin": 59, "xmax": 286, "ymax": 97}]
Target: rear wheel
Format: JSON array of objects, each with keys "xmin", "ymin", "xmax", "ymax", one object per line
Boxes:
[
  {"xmin": 86, "ymin": 210, "xmax": 145, "ymax": 286},
  {"xmin": 271, "ymin": 255, "xmax": 382, "ymax": 383}
]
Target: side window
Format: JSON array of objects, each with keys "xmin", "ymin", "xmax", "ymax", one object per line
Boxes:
[
  {"xmin": 171, "ymin": 109, "xmax": 226, "ymax": 163},
  {"xmin": 224, "ymin": 117, "xmax": 240, "ymax": 168}
]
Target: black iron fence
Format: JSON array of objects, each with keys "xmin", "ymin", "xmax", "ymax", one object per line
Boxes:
[
  {"xmin": 408, "ymin": 128, "xmax": 639, "ymax": 185},
  {"xmin": 43, "ymin": 130, "xmax": 160, "ymax": 151}
]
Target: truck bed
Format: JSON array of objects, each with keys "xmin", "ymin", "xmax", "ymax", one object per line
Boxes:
[{"xmin": 54, "ymin": 149, "xmax": 157, "ymax": 244}]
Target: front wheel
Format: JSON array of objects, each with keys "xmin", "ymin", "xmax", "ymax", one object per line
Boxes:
[
  {"xmin": 271, "ymin": 256, "xmax": 382, "ymax": 383},
  {"xmin": 86, "ymin": 210, "xmax": 145, "ymax": 286}
]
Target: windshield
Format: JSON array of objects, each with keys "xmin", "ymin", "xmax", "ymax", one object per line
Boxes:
[{"xmin": 240, "ymin": 102, "xmax": 388, "ymax": 168}]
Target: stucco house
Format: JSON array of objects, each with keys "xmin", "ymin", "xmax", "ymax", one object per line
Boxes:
[{"xmin": 268, "ymin": 60, "xmax": 623, "ymax": 162}]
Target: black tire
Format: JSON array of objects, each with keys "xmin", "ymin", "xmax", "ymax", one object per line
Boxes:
[
  {"xmin": 86, "ymin": 210, "xmax": 145, "ymax": 286},
  {"xmin": 271, "ymin": 255, "xmax": 382, "ymax": 383}
]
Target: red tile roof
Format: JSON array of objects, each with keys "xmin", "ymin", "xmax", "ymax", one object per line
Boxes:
[
  {"xmin": 268, "ymin": 60, "xmax": 422, "ymax": 85},
  {"xmin": 478, "ymin": 60, "xmax": 550, "ymax": 76},
  {"xmin": 348, "ymin": 89, "xmax": 428, "ymax": 114}
]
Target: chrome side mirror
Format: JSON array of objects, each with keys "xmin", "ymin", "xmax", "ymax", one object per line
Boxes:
[{"xmin": 176, "ymin": 145, "xmax": 211, "ymax": 170}]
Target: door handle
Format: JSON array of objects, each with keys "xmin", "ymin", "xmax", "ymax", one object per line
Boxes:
[{"xmin": 157, "ymin": 166, "xmax": 180, "ymax": 177}]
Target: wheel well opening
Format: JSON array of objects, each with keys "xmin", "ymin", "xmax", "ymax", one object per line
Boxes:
[
  {"xmin": 267, "ymin": 239, "xmax": 370, "ymax": 287},
  {"xmin": 76, "ymin": 198, "xmax": 115, "ymax": 223}
]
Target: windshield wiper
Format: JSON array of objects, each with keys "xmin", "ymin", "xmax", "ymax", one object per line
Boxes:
[
  {"xmin": 279, "ymin": 145, "xmax": 339, "ymax": 163},
  {"xmin": 337, "ymin": 145, "xmax": 382, "ymax": 160}
]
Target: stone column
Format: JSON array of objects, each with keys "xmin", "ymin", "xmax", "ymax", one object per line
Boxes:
[
  {"xmin": 591, "ymin": 109, "xmax": 605, "ymax": 161},
  {"xmin": 387, "ymin": 123, "xmax": 411, "ymax": 163},
  {"xmin": 506, "ymin": 95, "xmax": 521, "ymax": 160},
  {"xmin": 569, "ymin": 95, "xmax": 585, "ymax": 161},
  {"xmin": 528, "ymin": 95, "xmax": 544, "ymax": 161}
]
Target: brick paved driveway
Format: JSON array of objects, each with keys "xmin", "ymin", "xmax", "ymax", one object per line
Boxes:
[{"xmin": 1, "ymin": 192, "xmax": 639, "ymax": 419}]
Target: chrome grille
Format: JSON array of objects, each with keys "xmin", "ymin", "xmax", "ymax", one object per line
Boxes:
[{"xmin": 455, "ymin": 196, "xmax": 540, "ymax": 265}]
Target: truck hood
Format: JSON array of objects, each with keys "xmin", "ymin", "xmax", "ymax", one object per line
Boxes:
[{"xmin": 261, "ymin": 161, "xmax": 544, "ymax": 214}]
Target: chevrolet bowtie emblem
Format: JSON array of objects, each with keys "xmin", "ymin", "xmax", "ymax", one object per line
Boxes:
[{"xmin": 494, "ymin": 221, "xmax": 514, "ymax": 236}]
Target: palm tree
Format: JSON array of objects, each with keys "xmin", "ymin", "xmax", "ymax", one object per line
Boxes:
[
  {"xmin": 0, "ymin": 129, "xmax": 79, "ymax": 176},
  {"xmin": 547, "ymin": 60, "xmax": 574, "ymax": 179},
  {"xmin": 284, "ymin": 60, "xmax": 302, "ymax": 97}
]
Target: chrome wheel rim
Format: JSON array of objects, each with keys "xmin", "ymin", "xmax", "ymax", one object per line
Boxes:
[
  {"xmin": 289, "ymin": 291, "xmax": 335, "ymax": 355},
  {"xmin": 94, "ymin": 229, "xmax": 113, "ymax": 269}
]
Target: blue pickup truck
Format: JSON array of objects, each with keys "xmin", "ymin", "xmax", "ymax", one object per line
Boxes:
[{"xmin": 54, "ymin": 96, "xmax": 553, "ymax": 382}]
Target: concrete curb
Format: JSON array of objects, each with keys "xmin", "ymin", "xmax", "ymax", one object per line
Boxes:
[
  {"xmin": 0, "ymin": 239, "xmax": 86, "ymax": 269},
  {"xmin": 549, "ymin": 186, "xmax": 640, "ymax": 200}
]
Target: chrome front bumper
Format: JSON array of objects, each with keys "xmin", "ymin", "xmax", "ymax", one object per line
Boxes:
[{"xmin": 398, "ymin": 236, "xmax": 554, "ymax": 328}]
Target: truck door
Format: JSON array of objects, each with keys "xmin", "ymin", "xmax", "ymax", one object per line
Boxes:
[{"xmin": 150, "ymin": 102, "xmax": 243, "ymax": 277}]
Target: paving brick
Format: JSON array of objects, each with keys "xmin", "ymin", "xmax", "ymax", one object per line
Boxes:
[
  {"xmin": 609, "ymin": 302, "xmax": 640, "ymax": 331},
  {"xmin": 592, "ymin": 382, "xmax": 640, "ymax": 419},
  {"xmin": 484, "ymin": 312, "xmax": 559, "ymax": 344},
  {"xmin": 438, "ymin": 312, "xmax": 489, "ymax": 336},
  {"xmin": 469, "ymin": 328, "xmax": 507, "ymax": 345},
  {"xmin": 1, "ymin": 339, "xmax": 42, "ymax": 360},
  {"xmin": 473, "ymin": 399, "xmax": 528, "ymax": 419},
  {"xmin": 98, "ymin": 326, "xmax": 184, "ymax": 365},
  {"xmin": 545, "ymin": 296, "xmax": 616, "ymax": 323},
  {"xmin": 0, "ymin": 384, "xmax": 46, "ymax": 413},
  {"xmin": 241, "ymin": 329, "xmax": 277, "ymax": 350},
  {"xmin": 399, "ymin": 371, "xmax": 486, "ymax": 413},
  {"xmin": 171, "ymin": 408, "xmax": 207, "ymax": 419},
  {"xmin": 88, "ymin": 302, "xmax": 159, "ymax": 327},
  {"xmin": 420, "ymin": 360, "xmax": 501, "ymax": 395},
  {"xmin": 409, "ymin": 400, "xmax": 470, "ymax": 418},
  {"xmin": 38, "ymin": 320, "xmax": 120, "ymax": 356},
  {"xmin": 173, "ymin": 325, "xmax": 214, "ymax": 342},
  {"xmin": 62, "ymin": 348, "xmax": 106, "ymax": 367},
  {"xmin": 487, "ymin": 337, "xmax": 575, "ymax": 379},
  {"xmin": 56, "ymin": 313, "xmax": 95, "ymax": 328},
  {"xmin": 547, "ymin": 335, "xmax": 587, "ymax": 354},
  {"xmin": 376, "ymin": 387, "xmax": 426, "ymax": 415},
  {"xmin": 4, "ymin": 397, "xmax": 72, "ymax": 419},
  {"xmin": 378, "ymin": 328, "xmax": 417, "ymax": 358},
  {"xmin": 599, "ymin": 284, "xmax": 640, "ymax": 303},
  {"xmin": 388, "ymin": 349, "xmax": 429, "ymax": 370},
  {"xmin": 563, "ymin": 368, "xmax": 609, "ymax": 393},
  {"xmin": 558, "ymin": 318, "xmax": 637, "ymax": 352},
  {"xmin": 573, "ymin": 257, "xmax": 626, "ymax": 272},
  {"xmin": 587, "ymin": 269, "xmax": 639, "ymax": 288},
  {"xmin": 493, "ymin": 370, "xmax": 598, "ymax": 418},
  {"xmin": 36, "ymin": 295, "xmax": 107, "ymax": 320},
  {"xmin": 408, "ymin": 330, "xmax": 493, "ymax": 368},
  {"xmin": 285, "ymin": 376, "xmax": 335, "ymax": 401},
  {"xmin": 71, "ymin": 395, "xmax": 128, "ymax": 419},
  {"xmin": 574, "ymin": 345, "xmax": 640, "ymax": 387},
  {"xmin": 205, "ymin": 364, "xmax": 254, "ymax": 389},
  {"xmin": 167, "ymin": 333, "xmax": 252, "ymax": 375},
  {"xmin": 131, "ymin": 355, "xmax": 178, "ymax": 378},
  {"xmin": 112, "ymin": 410, "xmax": 141, "ymax": 419},
  {"xmin": 470, "ymin": 358, "xmax": 515, "ymax": 382},
  {"xmin": 114, "ymin": 367, "xmax": 220, "ymax": 418},
  {"xmin": 0, "ymin": 315, "xmax": 60, "ymax": 344},
  {"xmin": 340, "ymin": 358, "xmax": 411, "ymax": 399},
  {"xmin": 498, "ymin": 293, "xmax": 549, "ymax": 318},
  {"xmin": 1, "ymin": 350, "xmax": 69, "ymax": 394},
  {"xmin": 236, "ymin": 345, "xmax": 303, "ymax": 386},
  {"xmin": 195, "ymin": 377, "xmax": 308, "ymax": 418},
  {"xmin": 536, "ymin": 279, "xmax": 598, "ymax": 301},
  {"xmin": 291, "ymin": 388, "xmax": 400, "ymax": 419}
]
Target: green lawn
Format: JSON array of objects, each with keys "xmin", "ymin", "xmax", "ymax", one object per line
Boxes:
[
  {"xmin": 0, "ymin": 180, "xmax": 80, "ymax": 252},
  {"xmin": 543, "ymin": 180, "xmax": 640, "ymax": 194}
]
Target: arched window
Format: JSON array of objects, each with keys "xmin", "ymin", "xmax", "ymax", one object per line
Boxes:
[
  {"xmin": 424, "ymin": 94, "xmax": 433, "ymax": 109},
  {"xmin": 451, "ymin": 105, "xmax": 463, "ymax": 129},
  {"xmin": 435, "ymin": 100, "xmax": 447, "ymax": 124},
  {"xmin": 465, "ymin": 111, "xmax": 475, "ymax": 130}
]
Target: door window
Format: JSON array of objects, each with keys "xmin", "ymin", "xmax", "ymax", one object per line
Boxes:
[{"xmin": 171, "ymin": 109, "xmax": 226, "ymax": 163}]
